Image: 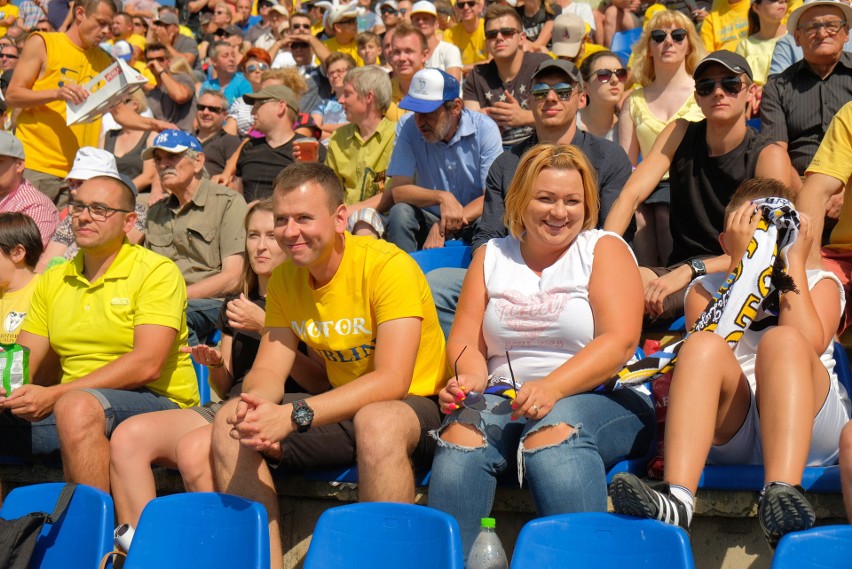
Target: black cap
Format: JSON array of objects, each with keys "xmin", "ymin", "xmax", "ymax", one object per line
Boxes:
[
  {"xmin": 693, "ymin": 50, "xmax": 753, "ymax": 81},
  {"xmin": 532, "ymin": 59, "xmax": 583, "ymax": 87}
]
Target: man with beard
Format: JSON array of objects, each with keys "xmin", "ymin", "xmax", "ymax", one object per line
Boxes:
[
  {"xmin": 385, "ymin": 68, "xmax": 502, "ymax": 252},
  {"xmin": 143, "ymin": 130, "xmax": 247, "ymax": 346}
]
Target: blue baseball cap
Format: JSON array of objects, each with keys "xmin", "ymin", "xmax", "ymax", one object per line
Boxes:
[
  {"xmin": 141, "ymin": 130, "xmax": 203, "ymax": 160},
  {"xmin": 398, "ymin": 69, "xmax": 461, "ymax": 113}
]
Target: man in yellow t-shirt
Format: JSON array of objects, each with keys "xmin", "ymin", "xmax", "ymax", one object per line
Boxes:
[
  {"xmin": 443, "ymin": 0, "xmax": 487, "ymax": 74},
  {"xmin": 0, "ymin": 175, "xmax": 199, "ymax": 493},
  {"xmin": 211, "ymin": 163, "xmax": 447, "ymax": 566},
  {"xmin": 6, "ymin": 0, "xmax": 165, "ymax": 208}
]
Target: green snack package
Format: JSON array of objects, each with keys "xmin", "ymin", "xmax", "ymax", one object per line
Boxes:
[{"xmin": 0, "ymin": 343, "xmax": 30, "ymax": 394}]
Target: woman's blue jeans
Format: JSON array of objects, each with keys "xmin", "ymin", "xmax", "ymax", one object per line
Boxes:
[{"xmin": 427, "ymin": 388, "xmax": 655, "ymax": 556}]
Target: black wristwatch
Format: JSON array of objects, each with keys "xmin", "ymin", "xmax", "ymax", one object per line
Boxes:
[
  {"xmin": 291, "ymin": 400, "xmax": 314, "ymax": 433},
  {"xmin": 688, "ymin": 258, "xmax": 707, "ymax": 279}
]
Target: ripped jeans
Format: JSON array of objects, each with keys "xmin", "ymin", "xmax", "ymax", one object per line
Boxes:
[{"xmin": 427, "ymin": 388, "xmax": 655, "ymax": 555}]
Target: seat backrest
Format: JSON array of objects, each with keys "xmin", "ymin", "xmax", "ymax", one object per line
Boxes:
[
  {"xmin": 0, "ymin": 483, "xmax": 114, "ymax": 569},
  {"xmin": 409, "ymin": 245, "xmax": 473, "ymax": 274},
  {"xmin": 304, "ymin": 502, "xmax": 464, "ymax": 569},
  {"xmin": 190, "ymin": 354, "xmax": 212, "ymax": 404},
  {"xmin": 832, "ymin": 341, "xmax": 852, "ymax": 396},
  {"xmin": 772, "ymin": 525, "xmax": 852, "ymax": 568},
  {"xmin": 610, "ymin": 27, "xmax": 644, "ymax": 66},
  {"xmin": 123, "ymin": 492, "xmax": 269, "ymax": 569},
  {"xmin": 510, "ymin": 513, "xmax": 695, "ymax": 569}
]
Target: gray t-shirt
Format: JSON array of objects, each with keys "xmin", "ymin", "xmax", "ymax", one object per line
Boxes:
[{"xmin": 146, "ymin": 71, "xmax": 197, "ymax": 131}]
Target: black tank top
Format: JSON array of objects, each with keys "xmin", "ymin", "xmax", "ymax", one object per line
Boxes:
[{"xmin": 104, "ymin": 129, "xmax": 149, "ymax": 180}]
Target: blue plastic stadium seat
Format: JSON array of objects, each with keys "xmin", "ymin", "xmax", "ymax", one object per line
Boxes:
[
  {"xmin": 746, "ymin": 118, "xmax": 763, "ymax": 132},
  {"xmin": 123, "ymin": 492, "xmax": 269, "ymax": 569},
  {"xmin": 410, "ymin": 244, "xmax": 472, "ymax": 274},
  {"xmin": 771, "ymin": 525, "xmax": 852, "ymax": 568},
  {"xmin": 699, "ymin": 342, "xmax": 852, "ymax": 492},
  {"xmin": 0, "ymin": 483, "xmax": 114, "ymax": 569},
  {"xmin": 304, "ymin": 502, "xmax": 464, "ymax": 569},
  {"xmin": 510, "ymin": 512, "xmax": 695, "ymax": 568},
  {"xmin": 190, "ymin": 329, "xmax": 223, "ymax": 404},
  {"xmin": 610, "ymin": 27, "xmax": 643, "ymax": 66}
]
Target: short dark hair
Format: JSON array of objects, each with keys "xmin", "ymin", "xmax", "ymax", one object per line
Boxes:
[
  {"xmin": 145, "ymin": 42, "xmax": 168, "ymax": 57},
  {"xmin": 79, "ymin": 0, "xmax": 118, "ymax": 16},
  {"xmin": 724, "ymin": 177, "xmax": 795, "ymax": 221},
  {"xmin": 273, "ymin": 163, "xmax": 344, "ymax": 212},
  {"xmin": 91, "ymin": 175, "xmax": 136, "ymax": 211},
  {"xmin": 484, "ymin": 3, "xmax": 522, "ymax": 29},
  {"xmin": 0, "ymin": 212, "xmax": 43, "ymax": 268}
]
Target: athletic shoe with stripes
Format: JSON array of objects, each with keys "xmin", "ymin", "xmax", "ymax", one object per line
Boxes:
[
  {"xmin": 609, "ymin": 472, "xmax": 690, "ymax": 531},
  {"xmin": 758, "ymin": 482, "xmax": 815, "ymax": 548}
]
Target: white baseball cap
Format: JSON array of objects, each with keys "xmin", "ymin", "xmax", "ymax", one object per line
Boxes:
[
  {"xmin": 399, "ymin": 68, "xmax": 461, "ymax": 113},
  {"xmin": 410, "ymin": 1, "xmax": 437, "ymax": 17}
]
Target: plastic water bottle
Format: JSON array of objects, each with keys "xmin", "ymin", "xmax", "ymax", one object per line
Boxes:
[{"xmin": 467, "ymin": 517, "xmax": 508, "ymax": 569}]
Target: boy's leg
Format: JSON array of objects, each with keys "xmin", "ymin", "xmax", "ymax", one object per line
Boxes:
[{"xmin": 840, "ymin": 422, "xmax": 852, "ymax": 522}]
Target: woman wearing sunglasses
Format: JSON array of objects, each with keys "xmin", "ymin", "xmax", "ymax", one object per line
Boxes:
[
  {"xmin": 735, "ymin": 0, "xmax": 788, "ymax": 87},
  {"xmin": 428, "ymin": 144, "xmax": 655, "ymax": 559},
  {"xmin": 620, "ymin": 9, "xmax": 705, "ymax": 267},
  {"xmin": 224, "ymin": 48, "xmax": 273, "ymax": 138},
  {"xmin": 578, "ymin": 50, "xmax": 627, "ymax": 143}
]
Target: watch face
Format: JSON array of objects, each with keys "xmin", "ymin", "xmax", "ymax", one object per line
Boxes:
[{"xmin": 292, "ymin": 402, "xmax": 314, "ymax": 429}]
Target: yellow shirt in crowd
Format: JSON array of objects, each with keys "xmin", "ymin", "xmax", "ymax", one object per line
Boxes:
[
  {"xmin": 0, "ymin": 275, "xmax": 39, "ymax": 344},
  {"xmin": 808, "ymin": 101, "xmax": 852, "ymax": 251},
  {"xmin": 443, "ymin": 19, "xmax": 488, "ymax": 66}
]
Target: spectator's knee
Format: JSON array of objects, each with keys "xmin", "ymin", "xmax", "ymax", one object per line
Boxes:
[
  {"xmin": 354, "ymin": 401, "xmax": 419, "ymax": 459},
  {"xmin": 176, "ymin": 428, "xmax": 212, "ymax": 485},
  {"xmin": 522, "ymin": 423, "xmax": 575, "ymax": 451},
  {"xmin": 53, "ymin": 390, "xmax": 105, "ymax": 441},
  {"xmin": 109, "ymin": 417, "xmax": 147, "ymax": 463}
]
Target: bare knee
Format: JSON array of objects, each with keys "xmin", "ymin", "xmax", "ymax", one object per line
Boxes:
[
  {"xmin": 54, "ymin": 391, "xmax": 105, "ymax": 441},
  {"xmin": 176, "ymin": 427, "xmax": 213, "ymax": 486},
  {"xmin": 109, "ymin": 417, "xmax": 149, "ymax": 463},
  {"xmin": 523, "ymin": 424, "xmax": 574, "ymax": 450},
  {"xmin": 841, "ymin": 422, "xmax": 852, "ymax": 462},
  {"xmin": 439, "ymin": 422, "xmax": 485, "ymax": 448},
  {"xmin": 354, "ymin": 401, "xmax": 419, "ymax": 458}
]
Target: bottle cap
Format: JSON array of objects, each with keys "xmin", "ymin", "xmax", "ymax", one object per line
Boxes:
[{"xmin": 480, "ymin": 517, "xmax": 496, "ymax": 528}]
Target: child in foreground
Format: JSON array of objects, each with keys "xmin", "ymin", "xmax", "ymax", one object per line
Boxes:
[{"xmin": 610, "ymin": 177, "xmax": 851, "ymax": 546}]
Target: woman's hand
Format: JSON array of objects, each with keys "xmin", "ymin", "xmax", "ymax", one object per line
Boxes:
[
  {"xmin": 226, "ymin": 293, "xmax": 266, "ymax": 333},
  {"xmin": 438, "ymin": 374, "xmax": 479, "ymax": 414},
  {"xmin": 180, "ymin": 344, "xmax": 224, "ymax": 368},
  {"xmin": 511, "ymin": 380, "xmax": 563, "ymax": 420}
]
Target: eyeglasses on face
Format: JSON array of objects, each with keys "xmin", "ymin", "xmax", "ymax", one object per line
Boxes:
[
  {"xmin": 694, "ymin": 76, "xmax": 746, "ymax": 97},
  {"xmin": 485, "ymin": 27, "xmax": 519, "ymax": 40},
  {"xmin": 381, "ymin": 7, "xmax": 397, "ymax": 14},
  {"xmin": 650, "ymin": 28, "xmax": 687, "ymax": 43},
  {"xmin": 291, "ymin": 22, "xmax": 311, "ymax": 30},
  {"xmin": 531, "ymin": 82, "xmax": 575, "ymax": 101},
  {"xmin": 456, "ymin": 1, "xmax": 476, "ymax": 8},
  {"xmin": 594, "ymin": 68, "xmax": 627, "ymax": 82},
  {"xmin": 197, "ymin": 103, "xmax": 224, "ymax": 113},
  {"xmin": 798, "ymin": 19, "xmax": 847, "ymax": 36},
  {"xmin": 0, "ymin": 53, "xmax": 18, "ymax": 59},
  {"xmin": 246, "ymin": 63, "xmax": 269, "ymax": 72},
  {"xmin": 252, "ymin": 99, "xmax": 276, "ymax": 110},
  {"xmin": 68, "ymin": 201, "xmax": 132, "ymax": 221}
]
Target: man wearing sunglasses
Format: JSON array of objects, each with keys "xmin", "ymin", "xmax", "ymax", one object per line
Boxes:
[
  {"xmin": 604, "ymin": 51, "xmax": 792, "ymax": 325},
  {"xmin": 0, "ymin": 172, "xmax": 199, "ymax": 493},
  {"xmin": 379, "ymin": 0, "xmax": 400, "ymax": 33},
  {"xmin": 411, "ymin": 1, "xmax": 463, "ymax": 80},
  {"xmin": 761, "ymin": 0, "xmax": 852, "ymax": 179},
  {"xmin": 444, "ymin": 0, "xmax": 488, "ymax": 74},
  {"xmin": 194, "ymin": 89, "xmax": 240, "ymax": 177},
  {"xmin": 145, "ymin": 42, "xmax": 196, "ymax": 131},
  {"xmin": 464, "ymin": 3, "xmax": 549, "ymax": 149},
  {"xmin": 386, "ymin": 68, "xmax": 502, "ymax": 252}
]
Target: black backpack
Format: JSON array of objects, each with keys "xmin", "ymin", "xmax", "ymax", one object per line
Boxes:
[{"xmin": 0, "ymin": 483, "xmax": 77, "ymax": 569}]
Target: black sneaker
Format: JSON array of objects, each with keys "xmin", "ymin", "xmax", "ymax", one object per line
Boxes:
[
  {"xmin": 758, "ymin": 482, "xmax": 815, "ymax": 548},
  {"xmin": 609, "ymin": 472, "xmax": 690, "ymax": 531}
]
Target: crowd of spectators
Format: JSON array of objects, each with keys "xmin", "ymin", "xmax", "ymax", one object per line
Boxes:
[{"xmin": 4, "ymin": 0, "xmax": 852, "ymax": 564}]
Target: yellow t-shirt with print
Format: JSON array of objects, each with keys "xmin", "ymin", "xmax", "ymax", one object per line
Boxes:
[
  {"xmin": 0, "ymin": 275, "xmax": 39, "ymax": 344},
  {"xmin": 16, "ymin": 32, "xmax": 114, "ymax": 178},
  {"xmin": 21, "ymin": 242, "xmax": 199, "ymax": 408},
  {"xmin": 443, "ymin": 20, "xmax": 487, "ymax": 66},
  {"xmin": 808, "ymin": 101, "xmax": 852, "ymax": 251},
  {"xmin": 265, "ymin": 233, "xmax": 448, "ymax": 396}
]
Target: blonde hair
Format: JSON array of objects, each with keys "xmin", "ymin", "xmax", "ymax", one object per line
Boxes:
[
  {"xmin": 503, "ymin": 144, "xmax": 599, "ymax": 239},
  {"xmin": 632, "ymin": 10, "xmax": 704, "ymax": 87},
  {"xmin": 260, "ymin": 68, "xmax": 307, "ymax": 95}
]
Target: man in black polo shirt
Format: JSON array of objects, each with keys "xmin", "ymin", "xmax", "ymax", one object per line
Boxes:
[
  {"xmin": 427, "ymin": 59, "xmax": 632, "ymax": 337},
  {"xmin": 194, "ymin": 89, "xmax": 241, "ymax": 177},
  {"xmin": 760, "ymin": 0, "xmax": 852, "ymax": 178},
  {"xmin": 604, "ymin": 51, "xmax": 793, "ymax": 325},
  {"xmin": 233, "ymin": 85, "xmax": 326, "ymax": 202}
]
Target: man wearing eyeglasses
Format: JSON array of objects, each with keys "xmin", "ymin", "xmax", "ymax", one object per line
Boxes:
[
  {"xmin": 604, "ymin": 51, "xmax": 792, "ymax": 325},
  {"xmin": 0, "ymin": 172, "xmax": 199, "ymax": 493},
  {"xmin": 378, "ymin": 0, "xmax": 401, "ymax": 34},
  {"xmin": 0, "ymin": 43, "xmax": 17, "ymax": 70},
  {"xmin": 761, "ymin": 0, "xmax": 852, "ymax": 180},
  {"xmin": 144, "ymin": 130, "xmax": 248, "ymax": 346},
  {"xmin": 194, "ymin": 89, "xmax": 240, "ymax": 177},
  {"xmin": 464, "ymin": 3, "xmax": 550, "ymax": 149},
  {"xmin": 145, "ymin": 42, "xmax": 196, "ymax": 131}
]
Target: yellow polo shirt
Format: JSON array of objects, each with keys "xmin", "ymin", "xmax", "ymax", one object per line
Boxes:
[
  {"xmin": 22, "ymin": 242, "xmax": 199, "ymax": 408},
  {"xmin": 443, "ymin": 20, "xmax": 487, "ymax": 66},
  {"xmin": 386, "ymin": 77, "xmax": 406, "ymax": 121},
  {"xmin": 326, "ymin": 117, "xmax": 397, "ymax": 205},
  {"xmin": 323, "ymin": 37, "xmax": 365, "ymax": 66}
]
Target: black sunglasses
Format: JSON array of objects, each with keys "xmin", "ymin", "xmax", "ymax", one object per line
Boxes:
[
  {"xmin": 484, "ymin": 27, "xmax": 519, "ymax": 40},
  {"xmin": 380, "ymin": 7, "xmax": 397, "ymax": 14},
  {"xmin": 456, "ymin": 1, "xmax": 476, "ymax": 8},
  {"xmin": 695, "ymin": 76, "xmax": 746, "ymax": 97},
  {"xmin": 594, "ymin": 68, "xmax": 627, "ymax": 82},
  {"xmin": 650, "ymin": 28, "xmax": 687, "ymax": 43},
  {"xmin": 531, "ymin": 82, "xmax": 575, "ymax": 101},
  {"xmin": 197, "ymin": 103, "xmax": 224, "ymax": 113},
  {"xmin": 291, "ymin": 22, "xmax": 311, "ymax": 30}
]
